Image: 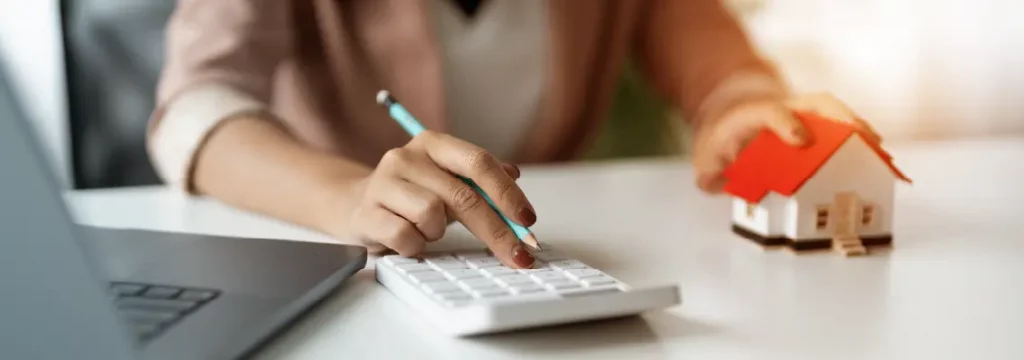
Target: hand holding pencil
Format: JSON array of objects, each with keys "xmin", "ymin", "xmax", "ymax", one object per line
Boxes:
[{"xmin": 343, "ymin": 90, "xmax": 540, "ymax": 269}]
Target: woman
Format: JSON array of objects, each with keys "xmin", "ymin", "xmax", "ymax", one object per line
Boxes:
[{"xmin": 149, "ymin": 0, "xmax": 877, "ymax": 269}]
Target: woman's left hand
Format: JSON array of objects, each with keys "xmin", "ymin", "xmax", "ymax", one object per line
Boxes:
[{"xmin": 691, "ymin": 92, "xmax": 881, "ymax": 193}]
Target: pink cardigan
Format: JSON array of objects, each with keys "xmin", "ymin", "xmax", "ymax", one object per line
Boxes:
[{"xmin": 149, "ymin": 0, "xmax": 787, "ymax": 190}]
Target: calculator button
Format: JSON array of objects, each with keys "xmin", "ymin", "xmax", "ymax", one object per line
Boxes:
[
  {"xmin": 509, "ymin": 283, "xmax": 546, "ymax": 294},
  {"xmin": 408, "ymin": 270, "xmax": 448, "ymax": 284},
  {"xmin": 481, "ymin": 267, "xmax": 517, "ymax": 277},
  {"xmin": 472, "ymin": 288, "xmax": 511, "ymax": 298},
  {"xmin": 466, "ymin": 258, "xmax": 503, "ymax": 269},
  {"xmin": 421, "ymin": 281, "xmax": 462, "ymax": 295},
  {"xmin": 458, "ymin": 278, "xmax": 500, "ymax": 290},
  {"xmin": 436, "ymin": 291, "xmax": 472, "ymax": 301},
  {"xmin": 494, "ymin": 274, "xmax": 535, "ymax": 286},
  {"xmin": 518, "ymin": 263, "xmax": 552, "ymax": 273},
  {"xmin": 565, "ymin": 269, "xmax": 604, "ymax": 280},
  {"xmin": 381, "ymin": 255, "xmax": 420, "ymax": 266},
  {"xmin": 428, "ymin": 255, "xmax": 459, "ymax": 262},
  {"xmin": 529, "ymin": 270, "xmax": 568, "ymax": 283},
  {"xmin": 543, "ymin": 280, "xmax": 582, "ymax": 291},
  {"xmin": 395, "ymin": 263, "xmax": 434, "ymax": 273},
  {"xmin": 454, "ymin": 251, "xmax": 491, "ymax": 260},
  {"xmin": 548, "ymin": 260, "xmax": 588, "ymax": 270},
  {"xmin": 428, "ymin": 260, "xmax": 469, "ymax": 270},
  {"xmin": 533, "ymin": 249, "xmax": 568, "ymax": 262},
  {"xmin": 581, "ymin": 275, "xmax": 617, "ymax": 287},
  {"xmin": 444, "ymin": 269, "xmax": 484, "ymax": 280},
  {"xmin": 436, "ymin": 292, "xmax": 474, "ymax": 306}
]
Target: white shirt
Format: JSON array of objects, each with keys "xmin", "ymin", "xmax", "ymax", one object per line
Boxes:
[{"xmin": 428, "ymin": 0, "xmax": 547, "ymax": 160}]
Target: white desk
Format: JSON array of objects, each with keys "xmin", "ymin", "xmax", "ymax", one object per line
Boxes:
[{"xmin": 68, "ymin": 138, "xmax": 1024, "ymax": 360}]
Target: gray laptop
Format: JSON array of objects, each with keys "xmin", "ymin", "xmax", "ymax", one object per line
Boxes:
[{"xmin": 0, "ymin": 60, "xmax": 367, "ymax": 359}]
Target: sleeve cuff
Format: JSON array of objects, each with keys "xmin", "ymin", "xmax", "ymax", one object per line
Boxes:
[{"xmin": 149, "ymin": 83, "xmax": 267, "ymax": 192}]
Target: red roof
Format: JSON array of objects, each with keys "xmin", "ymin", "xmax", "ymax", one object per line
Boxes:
[{"xmin": 722, "ymin": 112, "xmax": 911, "ymax": 204}]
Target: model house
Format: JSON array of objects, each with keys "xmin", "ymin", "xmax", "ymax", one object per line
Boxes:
[{"xmin": 722, "ymin": 112, "xmax": 911, "ymax": 256}]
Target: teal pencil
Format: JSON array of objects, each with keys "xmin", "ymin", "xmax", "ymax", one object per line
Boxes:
[{"xmin": 375, "ymin": 90, "xmax": 541, "ymax": 250}]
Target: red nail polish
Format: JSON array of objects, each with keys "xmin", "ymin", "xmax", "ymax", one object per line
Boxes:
[
  {"xmin": 519, "ymin": 207, "xmax": 537, "ymax": 227},
  {"xmin": 511, "ymin": 245, "xmax": 535, "ymax": 268}
]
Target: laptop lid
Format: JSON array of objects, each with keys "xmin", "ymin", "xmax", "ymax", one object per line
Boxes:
[{"xmin": 0, "ymin": 58, "xmax": 136, "ymax": 359}]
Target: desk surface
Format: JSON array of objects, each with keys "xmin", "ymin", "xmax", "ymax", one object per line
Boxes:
[{"xmin": 69, "ymin": 137, "xmax": 1024, "ymax": 360}]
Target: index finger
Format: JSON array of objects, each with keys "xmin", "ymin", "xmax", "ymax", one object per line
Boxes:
[
  {"xmin": 446, "ymin": 181, "xmax": 535, "ymax": 268},
  {"xmin": 394, "ymin": 156, "xmax": 535, "ymax": 268},
  {"xmin": 409, "ymin": 131, "xmax": 536, "ymax": 227},
  {"xmin": 785, "ymin": 93, "xmax": 859, "ymax": 122},
  {"xmin": 762, "ymin": 104, "xmax": 809, "ymax": 146},
  {"xmin": 785, "ymin": 94, "xmax": 881, "ymax": 141}
]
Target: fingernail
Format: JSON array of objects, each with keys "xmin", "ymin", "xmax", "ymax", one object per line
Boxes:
[
  {"xmin": 792, "ymin": 127, "xmax": 807, "ymax": 141},
  {"xmin": 511, "ymin": 244, "xmax": 535, "ymax": 268},
  {"xmin": 519, "ymin": 207, "xmax": 537, "ymax": 227}
]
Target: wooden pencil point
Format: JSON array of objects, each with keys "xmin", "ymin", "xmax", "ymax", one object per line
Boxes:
[{"xmin": 522, "ymin": 233, "xmax": 541, "ymax": 250}]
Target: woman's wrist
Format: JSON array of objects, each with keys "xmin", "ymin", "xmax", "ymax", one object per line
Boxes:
[{"xmin": 307, "ymin": 157, "xmax": 373, "ymax": 241}]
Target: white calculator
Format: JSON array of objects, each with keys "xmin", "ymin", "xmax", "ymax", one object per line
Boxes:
[{"xmin": 375, "ymin": 247, "xmax": 682, "ymax": 336}]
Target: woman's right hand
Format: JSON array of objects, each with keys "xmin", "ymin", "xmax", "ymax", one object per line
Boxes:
[{"xmin": 346, "ymin": 130, "xmax": 538, "ymax": 268}]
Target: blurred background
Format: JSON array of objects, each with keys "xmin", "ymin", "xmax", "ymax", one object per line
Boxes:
[{"xmin": 0, "ymin": 0, "xmax": 1020, "ymax": 191}]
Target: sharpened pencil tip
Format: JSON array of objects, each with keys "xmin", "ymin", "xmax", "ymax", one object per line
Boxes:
[{"xmin": 522, "ymin": 233, "xmax": 541, "ymax": 251}]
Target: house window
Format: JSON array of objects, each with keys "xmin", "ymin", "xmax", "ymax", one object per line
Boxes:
[
  {"xmin": 816, "ymin": 206, "xmax": 829, "ymax": 230},
  {"xmin": 746, "ymin": 203, "xmax": 757, "ymax": 217},
  {"xmin": 862, "ymin": 205, "xmax": 875, "ymax": 226}
]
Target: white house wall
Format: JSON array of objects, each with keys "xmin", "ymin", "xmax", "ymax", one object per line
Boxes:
[
  {"xmin": 732, "ymin": 192, "xmax": 788, "ymax": 237},
  {"xmin": 789, "ymin": 135, "xmax": 897, "ymax": 240},
  {"xmin": 763, "ymin": 193, "xmax": 788, "ymax": 236},
  {"xmin": 732, "ymin": 198, "xmax": 768, "ymax": 235},
  {"xmin": 784, "ymin": 198, "xmax": 800, "ymax": 239}
]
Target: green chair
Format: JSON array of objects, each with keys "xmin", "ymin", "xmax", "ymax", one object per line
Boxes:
[{"xmin": 584, "ymin": 61, "xmax": 691, "ymax": 161}]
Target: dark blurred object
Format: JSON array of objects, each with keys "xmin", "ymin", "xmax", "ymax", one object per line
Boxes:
[
  {"xmin": 453, "ymin": 0, "xmax": 486, "ymax": 17},
  {"xmin": 60, "ymin": 1, "xmax": 174, "ymax": 189}
]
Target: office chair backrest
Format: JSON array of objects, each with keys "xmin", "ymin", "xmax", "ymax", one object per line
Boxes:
[{"xmin": 61, "ymin": 0, "xmax": 176, "ymax": 189}]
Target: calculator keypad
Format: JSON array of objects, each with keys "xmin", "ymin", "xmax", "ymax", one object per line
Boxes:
[{"xmin": 380, "ymin": 250, "xmax": 624, "ymax": 307}]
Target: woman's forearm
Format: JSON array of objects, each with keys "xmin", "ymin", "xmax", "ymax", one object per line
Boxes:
[{"xmin": 192, "ymin": 115, "xmax": 372, "ymax": 238}]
